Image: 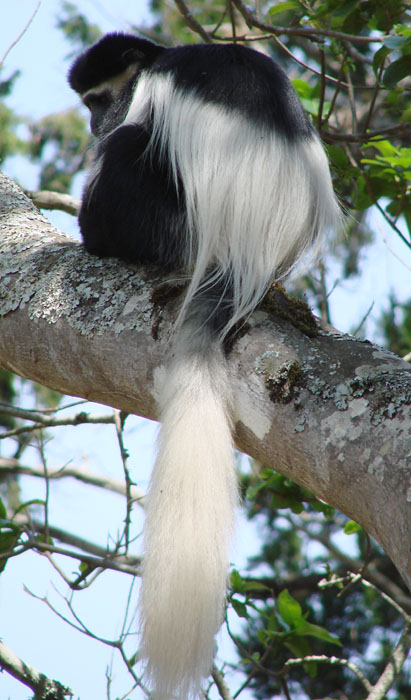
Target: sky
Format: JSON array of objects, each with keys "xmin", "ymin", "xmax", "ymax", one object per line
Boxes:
[{"xmin": 0, "ymin": 2, "xmax": 410, "ymax": 700}]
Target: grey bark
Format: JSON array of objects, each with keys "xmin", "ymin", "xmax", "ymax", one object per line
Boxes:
[{"xmin": 0, "ymin": 172, "xmax": 410, "ymax": 591}]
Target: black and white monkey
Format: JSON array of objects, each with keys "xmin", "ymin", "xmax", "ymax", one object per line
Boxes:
[{"xmin": 69, "ymin": 33, "xmax": 341, "ymax": 699}]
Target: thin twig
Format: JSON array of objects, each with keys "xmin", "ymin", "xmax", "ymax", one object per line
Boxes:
[
  {"xmin": 345, "ymin": 64, "xmax": 358, "ymax": 133},
  {"xmin": 174, "ymin": 0, "xmax": 213, "ymax": 43},
  {"xmin": 114, "ymin": 410, "xmax": 134, "ymax": 551},
  {"xmin": 37, "ymin": 433, "xmax": 50, "ymax": 543},
  {"xmin": 323, "ymin": 51, "xmax": 347, "ymax": 125},
  {"xmin": 353, "ymin": 301, "xmax": 375, "ymax": 336},
  {"xmin": 0, "ymin": 458, "xmax": 145, "ymax": 503},
  {"xmin": 268, "ymin": 32, "xmax": 350, "ymax": 88},
  {"xmin": 281, "ymin": 655, "xmax": 373, "ymax": 691},
  {"xmin": 227, "ymin": 0, "xmax": 237, "ymax": 43},
  {"xmin": 317, "ymin": 48, "xmax": 326, "ymax": 130},
  {"xmin": 0, "ymin": 536, "xmax": 140, "ymax": 576},
  {"xmin": 321, "ymin": 123, "xmax": 411, "ymax": 143},
  {"xmin": 361, "ymin": 57, "xmax": 385, "ymax": 133},
  {"xmin": 0, "ymin": 410, "xmax": 116, "ymax": 439},
  {"xmin": 0, "ymin": 0, "xmax": 41, "ymax": 68}
]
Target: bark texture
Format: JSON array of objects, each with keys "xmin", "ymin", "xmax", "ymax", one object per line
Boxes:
[{"xmin": 1, "ymin": 172, "xmax": 410, "ymax": 590}]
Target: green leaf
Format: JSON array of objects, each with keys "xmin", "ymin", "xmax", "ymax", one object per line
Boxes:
[
  {"xmin": 0, "ymin": 519, "xmax": 20, "ymax": 534},
  {"xmin": 296, "ymin": 620, "xmax": 342, "ymax": 646},
  {"xmin": 383, "ymin": 35, "xmax": 411, "ymax": 50},
  {"xmin": 269, "ymin": 1, "xmax": 301, "ymax": 16},
  {"xmin": 364, "ymin": 140, "xmax": 398, "ymax": 157},
  {"xmin": 277, "ymin": 590, "xmax": 342, "ymax": 646},
  {"xmin": 305, "ymin": 659, "xmax": 318, "ymax": 677},
  {"xmin": 290, "ymin": 502, "xmax": 304, "ymax": 514},
  {"xmin": 231, "ymin": 568, "xmax": 245, "ymax": 593},
  {"xmin": 292, "ymin": 79, "xmax": 313, "ymax": 98},
  {"xmin": 332, "ymin": 0, "xmax": 358, "ymax": 19},
  {"xmin": 231, "ymin": 597, "xmax": 249, "ymax": 619},
  {"xmin": 0, "ymin": 527, "xmax": 20, "ymax": 571},
  {"xmin": 277, "ymin": 589, "xmax": 304, "ymax": 628},
  {"xmin": 0, "ymin": 498, "xmax": 6, "ymax": 519},
  {"xmin": 0, "ymin": 530, "xmax": 19, "ymax": 552},
  {"xmin": 393, "ymin": 23, "xmax": 411, "ymax": 38},
  {"xmin": 400, "ymin": 106, "xmax": 411, "ymax": 122},
  {"xmin": 383, "ymin": 55, "xmax": 411, "ymax": 87},
  {"xmin": 246, "ymin": 481, "xmax": 266, "ymax": 500},
  {"xmin": 344, "ymin": 519, "xmax": 362, "ymax": 534},
  {"xmin": 284, "ymin": 635, "xmax": 311, "ymax": 659},
  {"xmin": 242, "ymin": 580, "xmax": 271, "ymax": 593},
  {"xmin": 13, "ymin": 498, "xmax": 45, "ymax": 517},
  {"xmin": 327, "ymin": 145, "xmax": 349, "ymax": 168},
  {"xmin": 373, "ymin": 46, "xmax": 390, "ymax": 75}
]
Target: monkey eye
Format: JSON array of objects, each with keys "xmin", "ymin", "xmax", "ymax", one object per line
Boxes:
[{"xmin": 82, "ymin": 90, "xmax": 111, "ymax": 112}]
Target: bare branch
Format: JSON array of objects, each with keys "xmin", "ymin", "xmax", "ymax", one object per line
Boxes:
[
  {"xmin": 0, "ymin": 0, "xmax": 41, "ymax": 68},
  {"xmin": 212, "ymin": 665, "xmax": 235, "ymax": 700},
  {"xmin": 282, "ymin": 655, "xmax": 373, "ymax": 691},
  {"xmin": 114, "ymin": 409, "xmax": 135, "ymax": 550},
  {"xmin": 0, "ymin": 407, "xmax": 117, "ymax": 439},
  {"xmin": 365, "ymin": 622, "xmax": 411, "ymax": 700},
  {"xmin": 28, "ymin": 190, "xmax": 81, "ymax": 216},
  {"xmin": 0, "ymin": 457, "xmax": 145, "ymax": 502},
  {"xmin": 174, "ymin": 0, "xmax": 213, "ymax": 43}
]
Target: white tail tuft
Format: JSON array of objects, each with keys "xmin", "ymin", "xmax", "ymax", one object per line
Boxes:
[{"xmin": 139, "ymin": 323, "xmax": 238, "ymax": 699}]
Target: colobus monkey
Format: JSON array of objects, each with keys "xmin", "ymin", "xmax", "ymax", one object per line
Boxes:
[{"xmin": 69, "ymin": 33, "xmax": 341, "ymax": 700}]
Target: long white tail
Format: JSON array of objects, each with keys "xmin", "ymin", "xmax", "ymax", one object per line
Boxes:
[{"xmin": 139, "ymin": 319, "xmax": 238, "ymax": 699}]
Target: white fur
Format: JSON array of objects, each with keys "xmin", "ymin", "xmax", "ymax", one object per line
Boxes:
[
  {"xmin": 140, "ymin": 325, "xmax": 237, "ymax": 699},
  {"xmin": 125, "ymin": 73, "xmax": 342, "ymax": 337},
  {"xmin": 124, "ymin": 71, "xmax": 342, "ymax": 698}
]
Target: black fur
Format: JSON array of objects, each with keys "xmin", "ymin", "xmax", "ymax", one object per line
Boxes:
[
  {"xmin": 69, "ymin": 34, "xmax": 314, "ymax": 271},
  {"xmin": 150, "ymin": 43, "xmax": 313, "ymax": 137},
  {"xmin": 79, "ymin": 125, "xmax": 186, "ymax": 268},
  {"xmin": 68, "ymin": 33, "xmax": 164, "ymax": 94}
]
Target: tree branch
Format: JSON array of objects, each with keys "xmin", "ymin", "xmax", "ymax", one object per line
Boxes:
[
  {"xmin": 231, "ymin": 0, "xmax": 389, "ymax": 44},
  {"xmin": 28, "ymin": 190, "xmax": 80, "ymax": 216},
  {"xmin": 174, "ymin": 0, "xmax": 213, "ymax": 43},
  {"xmin": 0, "ymin": 457, "xmax": 145, "ymax": 502},
  {"xmin": 0, "ymin": 172, "xmax": 410, "ymax": 591},
  {"xmin": 0, "ymin": 640, "xmax": 73, "ymax": 699},
  {"xmin": 365, "ymin": 622, "xmax": 411, "ymax": 700}
]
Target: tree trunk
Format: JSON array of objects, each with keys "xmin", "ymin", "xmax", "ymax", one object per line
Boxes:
[{"xmin": 1, "ymin": 172, "xmax": 410, "ymax": 590}]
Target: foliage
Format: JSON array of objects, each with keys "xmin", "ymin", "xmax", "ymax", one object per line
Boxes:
[
  {"xmin": 379, "ymin": 293, "xmax": 411, "ymax": 357},
  {"xmin": 27, "ymin": 109, "xmax": 89, "ymax": 191},
  {"xmin": 0, "ymin": 70, "xmax": 24, "ymax": 164},
  {"xmin": 231, "ymin": 466, "xmax": 411, "ymax": 698},
  {"xmin": 57, "ymin": 0, "xmax": 102, "ymax": 55}
]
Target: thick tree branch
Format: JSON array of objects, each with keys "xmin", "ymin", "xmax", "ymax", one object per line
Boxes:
[
  {"xmin": 28, "ymin": 190, "xmax": 80, "ymax": 217},
  {"xmin": 0, "ymin": 640, "xmax": 72, "ymax": 699},
  {"xmin": 0, "ymin": 172, "xmax": 410, "ymax": 591}
]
